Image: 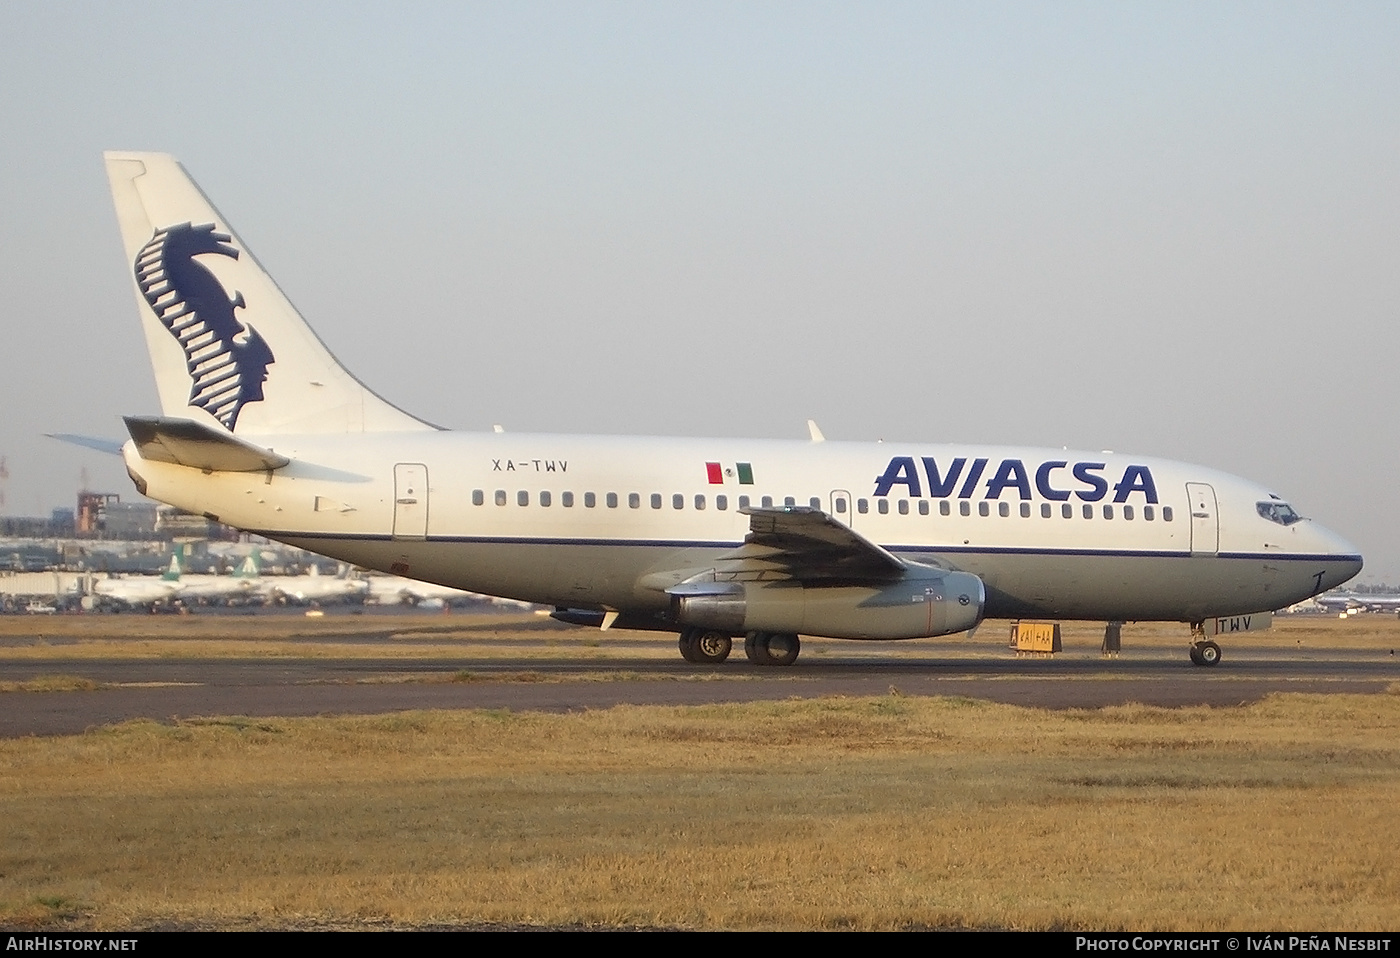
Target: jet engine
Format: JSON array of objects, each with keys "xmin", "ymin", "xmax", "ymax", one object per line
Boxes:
[{"xmin": 670, "ymin": 569, "xmax": 985, "ymax": 640}]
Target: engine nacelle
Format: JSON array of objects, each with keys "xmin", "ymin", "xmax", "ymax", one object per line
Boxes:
[{"xmin": 671, "ymin": 570, "xmax": 985, "ymax": 640}]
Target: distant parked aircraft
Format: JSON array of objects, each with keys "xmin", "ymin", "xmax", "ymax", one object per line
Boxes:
[
  {"xmin": 93, "ymin": 555, "xmax": 183, "ymax": 609},
  {"xmin": 268, "ymin": 565, "xmax": 370, "ymax": 605},
  {"xmin": 174, "ymin": 554, "xmax": 264, "ymax": 604},
  {"xmin": 1313, "ymin": 591, "xmax": 1400, "ymax": 615}
]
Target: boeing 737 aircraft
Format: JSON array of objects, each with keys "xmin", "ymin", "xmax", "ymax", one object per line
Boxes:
[
  {"xmin": 94, "ymin": 555, "xmax": 183, "ymax": 609},
  {"xmin": 99, "ymin": 152, "xmax": 1362, "ymax": 666},
  {"xmin": 1313, "ymin": 591, "xmax": 1400, "ymax": 615}
]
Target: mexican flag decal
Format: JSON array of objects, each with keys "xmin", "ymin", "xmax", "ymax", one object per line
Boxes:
[{"xmin": 706, "ymin": 462, "xmax": 754, "ymax": 485}]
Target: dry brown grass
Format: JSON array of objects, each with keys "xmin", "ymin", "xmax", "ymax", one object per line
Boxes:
[
  {"xmin": 1, "ymin": 691, "xmax": 1398, "ymax": 931},
  {"xmin": 0, "ymin": 674, "xmax": 102, "ymax": 693}
]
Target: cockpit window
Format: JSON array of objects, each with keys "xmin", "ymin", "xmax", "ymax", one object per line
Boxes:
[{"xmin": 1257, "ymin": 501, "xmax": 1302, "ymax": 526}]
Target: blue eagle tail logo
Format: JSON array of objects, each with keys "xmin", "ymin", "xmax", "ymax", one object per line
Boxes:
[{"xmin": 133, "ymin": 223, "xmax": 275, "ymax": 431}]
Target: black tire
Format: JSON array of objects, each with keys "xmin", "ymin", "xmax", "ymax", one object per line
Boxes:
[
  {"xmin": 1197, "ymin": 640, "xmax": 1221, "ymax": 667},
  {"xmin": 692, "ymin": 630, "xmax": 732, "ymax": 664},
  {"xmin": 1189, "ymin": 646, "xmax": 1203, "ymax": 666},
  {"xmin": 767, "ymin": 632, "xmax": 800, "ymax": 666},
  {"xmin": 678, "ymin": 629, "xmax": 699, "ymax": 664},
  {"xmin": 744, "ymin": 631, "xmax": 800, "ymax": 666}
]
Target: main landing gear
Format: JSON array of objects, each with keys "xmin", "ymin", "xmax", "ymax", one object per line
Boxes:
[
  {"xmin": 1188, "ymin": 621, "xmax": 1221, "ymax": 667},
  {"xmin": 676, "ymin": 628, "xmax": 802, "ymax": 665},
  {"xmin": 678, "ymin": 628, "xmax": 733, "ymax": 664},
  {"xmin": 744, "ymin": 631, "xmax": 800, "ymax": 666}
]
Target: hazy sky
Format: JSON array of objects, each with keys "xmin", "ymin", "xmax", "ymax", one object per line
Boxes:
[{"xmin": 2, "ymin": 3, "xmax": 1397, "ymax": 580}]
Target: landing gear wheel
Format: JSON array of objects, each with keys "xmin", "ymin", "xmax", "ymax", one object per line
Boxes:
[
  {"xmin": 1196, "ymin": 640, "xmax": 1221, "ymax": 667},
  {"xmin": 744, "ymin": 631, "xmax": 801, "ymax": 666},
  {"xmin": 1189, "ymin": 645, "xmax": 1203, "ymax": 666},
  {"xmin": 680, "ymin": 629, "xmax": 733, "ymax": 664},
  {"xmin": 678, "ymin": 628, "xmax": 699, "ymax": 663},
  {"xmin": 692, "ymin": 630, "xmax": 732, "ymax": 664}
]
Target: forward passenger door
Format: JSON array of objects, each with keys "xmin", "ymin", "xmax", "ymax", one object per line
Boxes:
[{"xmin": 1186, "ymin": 482, "xmax": 1218, "ymax": 556}]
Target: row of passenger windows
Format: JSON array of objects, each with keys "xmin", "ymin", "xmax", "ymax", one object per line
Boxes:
[
  {"xmin": 848, "ymin": 498, "xmax": 1172, "ymax": 521},
  {"xmin": 469, "ymin": 489, "xmax": 1172, "ymax": 522}
]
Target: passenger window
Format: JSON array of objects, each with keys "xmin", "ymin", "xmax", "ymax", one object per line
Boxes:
[
  {"xmin": 1144, "ymin": 505, "xmax": 1154, "ymax": 521},
  {"xmin": 562, "ymin": 491, "xmax": 574, "ymax": 507},
  {"xmin": 998, "ymin": 502, "xmax": 1009, "ymax": 518},
  {"xmin": 835, "ymin": 497, "xmax": 847, "ymax": 514},
  {"xmin": 978, "ymin": 502, "xmax": 989, "ymax": 517},
  {"xmin": 1102, "ymin": 505, "xmax": 1112, "ymax": 519},
  {"xmin": 784, "ymin": 497, "xmax": 796, "ymax": 507},
  {"xmin": 673, "ymin": 494, "xmax": 684, "ymax": 509},
  {"xmin": 1163, "ymin": 506, "xmax": 1174, "ymax": 522},
  {"xmin": 584, "ymin": 492, "xmax": 596, "ymax": 508},
  {"xmin": 809, "ymin": 497, "xmax": 820, "ymax": 509},
  {"xmin": 629, "ymin": 493, "xmax": 641, "ymax": 509},
  {"xmin": 1020, "ymin": 502, "xmax": 1031, "ymax": 518},
  {"xmin": 1082, "ymin": 504, "xmax": 1093, "ymax": 519},
  {"xmin": 472, "ymin": 490, "xmax": 484, "ymax": 506},
  {"xmin": 716, "ymin": 495, "xmax": 728, "ymax": 510},
  {"xmin": 650, "ymin": 493, "xmax": 662, "ymax": 509},
  {"xmin": 518, "ymin": 491, "xmax": 529, "ymax": 507},
  {"xmin": 959, "ymin": 502, "xmax": 970, "ymax": 517},
  {"xmin": 858, "ymin": 499, "xmax": 869, "ymax": 514},
  {"xmin": 495, "ymin": 490, "xmax": 507, "ymax": 506},
  {"xmin": 694, "ymin": 495, "xmax": 705, "ymax": 510},
  {"xmin": 738, "ymin": 495, "xmax": 750, "ymax": 509},
  {"xmin": 898, "ymin": 500, "xmax": 909, "ymax": 515},
  {"xmin": 941, "ymin": 501, "xmax": 951, "ymax": 516},
  {"xmin": 919, "ymin": 500, "xmax": 929, "ymax": 516},
  {"xmin": 540, "ymin": 491, "xmax": 552, "ymax": 507},
  {"xmin": 1041, "ymin": 503, "xmax": 1052, "ymax": 518},
  {"xmin": 878, "ymin": 499, "xmax": 889, "ymax": 515},
  {"xmin": 606, "ymin": 493, "xmax": 618, "ymax": 509},
  {"xmin": 1123, "ymin": 505, "xmax": 1133, "ymax": 520},
  {"xmin": 1062, "ymin": 503, "xmax": 1073, "ymax": 519},
  {"xmin": 761, "ymin": 496, "xmax": 773, "ymax": 508}
]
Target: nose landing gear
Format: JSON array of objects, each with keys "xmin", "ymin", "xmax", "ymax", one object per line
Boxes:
[{"xmin": 1188, "ymin": 622, "xmax": 1222, "ymax": 666}]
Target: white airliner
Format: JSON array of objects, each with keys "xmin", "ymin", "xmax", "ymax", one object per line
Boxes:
[
  {"xmin": 94, "ymin": 555, "xmax": 183, "ymax": 608},
  {"xmin": 99, "ymin": 152, "xmax": 1362, "ymax": 666},
  {"xmin": 1313, "ymin": 591, "xmax": 1400, "ymax": 615},
  {"xmin": 269, "ymin": 565, "xmax": 370, "ymax": 605},
  {"xmin": 175, "ymin": 554, "xmax": 263, "ymax": 604}
]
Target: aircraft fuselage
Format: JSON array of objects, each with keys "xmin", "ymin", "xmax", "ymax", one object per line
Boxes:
[{"xmin": 123, "ymin": 431, "xmax": 1361, "ymax": 628}]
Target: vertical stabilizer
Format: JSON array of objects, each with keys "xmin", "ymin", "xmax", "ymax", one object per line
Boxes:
[{"xmin": 104, "ymin": 152, "xmax": 435, "ymax": 436}]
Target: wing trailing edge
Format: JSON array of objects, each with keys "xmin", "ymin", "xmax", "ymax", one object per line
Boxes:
[{"xmin": 702, "ymin": 506, "xmax": 907, "ymax": 583}]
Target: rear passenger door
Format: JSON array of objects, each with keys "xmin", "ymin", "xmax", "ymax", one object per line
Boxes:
[{"xmin": 393, "ymin": 463, "xmax": 429, "ymax": 539}]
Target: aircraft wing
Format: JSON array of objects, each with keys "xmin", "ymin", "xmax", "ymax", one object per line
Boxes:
[
  {"xmin": 710, "ymin": 506, "xmax": 907, "ymax": 582},
  {"xmin": 124, "ymin": 416, "xmax": 290, "ymax": 473}
]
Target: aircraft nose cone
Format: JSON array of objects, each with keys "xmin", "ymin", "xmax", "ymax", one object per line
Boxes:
[{"xmin": 1314, "ymin": 522, "xmax": 1363, "ymax": 591}]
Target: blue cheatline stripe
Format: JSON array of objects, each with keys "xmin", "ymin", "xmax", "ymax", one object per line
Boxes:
[{"xmin": 251, "ymin": 529, "xmax": 1358, "ymax": 564}]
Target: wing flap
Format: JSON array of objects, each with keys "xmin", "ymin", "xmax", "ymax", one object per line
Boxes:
[
  {"xmin": 124, "ymin": 416, "xmax": 290, "ymax": 473},
  {"xmin": 711, "ymin": 506, "xmax": 907, "ymax": 582}
]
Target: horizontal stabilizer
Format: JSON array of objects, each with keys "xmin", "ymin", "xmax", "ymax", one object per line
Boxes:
[
  {"xmin": 46, "ymin": 434, "xmax": 126, "ymax": 456},
  {"xmin": 124, "ymin": 416, "xmax": 290, "ymax": 473}
]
